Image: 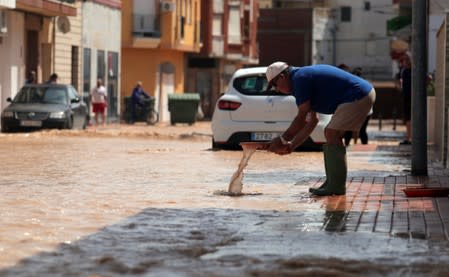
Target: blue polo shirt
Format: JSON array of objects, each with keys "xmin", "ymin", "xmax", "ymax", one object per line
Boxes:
[{"xmin": 290, "ymin": 64, "xmax": 373, "ymax": 114}]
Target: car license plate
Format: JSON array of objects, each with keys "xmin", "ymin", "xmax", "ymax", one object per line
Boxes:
[
  {"xmin": 251, "ymin": 132, "xmax": 280, "ymax": 141},
  {"xmin": 20, "ymin": 120, "xmax": 42, "ymax": 127}
]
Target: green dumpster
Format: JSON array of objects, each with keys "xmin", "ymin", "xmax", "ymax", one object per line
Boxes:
[
  {"xmin": 124, "ymin": 96, "xmax": 157, "ymax": 124},
  {"xmin": 168, "ymin": 93, "xmax": 200, "ymax": 125}
]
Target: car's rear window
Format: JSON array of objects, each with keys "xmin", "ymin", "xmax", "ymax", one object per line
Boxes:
[{"xmin": 232, "ymin": 74, "xmax": 284, "ymax": 96}]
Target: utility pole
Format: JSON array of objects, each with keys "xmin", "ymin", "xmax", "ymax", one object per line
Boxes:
[{"xmin": 411, "ymin": 0, "xmax": 428, "ymax": 175}]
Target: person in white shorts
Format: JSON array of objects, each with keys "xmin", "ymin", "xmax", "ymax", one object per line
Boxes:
[{"xmin": 90, "ymin": 79, "xmax": 108, "ymax": 126}]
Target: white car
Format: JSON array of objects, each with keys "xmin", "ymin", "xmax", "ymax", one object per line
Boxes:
[{"xmin": 211, "ymin": 66, "xmax": 332, "ymax": 150}]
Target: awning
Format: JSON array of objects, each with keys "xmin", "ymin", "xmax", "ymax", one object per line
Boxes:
[
  {"xmin": 387, "ymin": 15, "xmax": 412, "ymax": 35},
  {"xmin": 16, "ymin": 0, "xmax": 76, "ymax": 17}
]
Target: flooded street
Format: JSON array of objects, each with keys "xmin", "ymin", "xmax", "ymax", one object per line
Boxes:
[{"xmin": 0, "ymin": 127, "xmax": 449, "ymax": 276}]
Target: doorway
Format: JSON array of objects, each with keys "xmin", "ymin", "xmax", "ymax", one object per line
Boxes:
[{"xmin": 26, "ymin": 30, "xmax": 38, "ymax": 81}]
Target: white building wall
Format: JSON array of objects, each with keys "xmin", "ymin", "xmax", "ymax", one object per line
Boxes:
[
  {"xmin": 82, "ymin": 2, "xmax": 121, "ymax": 118},
  {"xmin": 329, "ymin": 0, "xmax": 395, "ymax": 80},
  {"xmin": 0, "ymin": 10, "xmax": 25, "ymax": 112},
  {"xmin": 82, "ymin": 2, "xmax": 121, "ymax": 85},
  {"xmin": 312, "ymin": 7, "xmax": 335, "ymax": 65}
]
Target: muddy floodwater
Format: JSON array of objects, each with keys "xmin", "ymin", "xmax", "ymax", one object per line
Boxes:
[{"xmin": 0, "ymin": 129, "xmax": 449, "ymax": 276}]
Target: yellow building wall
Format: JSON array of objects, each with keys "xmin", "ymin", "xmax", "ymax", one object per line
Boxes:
[
  {"xmin": 121, "ymin": 0, "xmax": 201, "ymax": 119},
  {"xmin": 121, "ymin": 0, "xmax": 133, "ymax": 47},
  {"xmin": 122, "ymin": 0, "xmax": 201, "ymax": 51},
  {"xmin": 121, "ymin": 48, "xmax": 185, "ymax": 97}
]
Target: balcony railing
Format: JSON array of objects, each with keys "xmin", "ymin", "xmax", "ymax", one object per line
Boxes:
[{"xmin": 132, "ymin": 13, "xmax": 160, "ymax": 38}]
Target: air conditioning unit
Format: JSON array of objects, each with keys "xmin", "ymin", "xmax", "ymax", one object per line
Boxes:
[
  {"xmin": 161, "ymin": 1, "xmax": 175, "ymax": 12},
  {"xmin": 0, "ymin": 10, "xmax": 7, "ymax": 35}
]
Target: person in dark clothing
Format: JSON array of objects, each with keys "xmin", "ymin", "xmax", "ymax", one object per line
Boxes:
[
  {"xmin": 26, "ymin": 70, "xmax": 37, "ymax": 84},
  {"xmin": 46, "ymin": 73, "xmax": 58, "ymax": 84},
  {"xmin": 130, "ymin": 81, "xmax": 153, "ymax": 123},
  {"xmin": 343, "ymin": 67, "xmax": 372, "ymax": 146},
  {"xmin": 399, "ymin": 54, "xmax": 412, "ymax": 145}
]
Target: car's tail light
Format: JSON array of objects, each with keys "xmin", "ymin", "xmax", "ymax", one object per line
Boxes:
[{"xmin": 217, "ymin": 100, "xmax": 241, "ymax": 111}]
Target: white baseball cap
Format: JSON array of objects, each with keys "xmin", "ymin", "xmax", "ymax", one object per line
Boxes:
[{"xmin": 266, "ymin": 61, "xmax": 288, "ymax": 89}]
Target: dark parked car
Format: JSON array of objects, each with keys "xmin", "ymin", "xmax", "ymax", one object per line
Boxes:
[{"xmin": 1, "ymin": 84, "xmax": 89, "ymax": 132}]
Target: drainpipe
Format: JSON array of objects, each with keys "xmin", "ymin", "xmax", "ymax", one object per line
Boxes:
[
  {"xmin": 331, "ymin": 28, "xmax": 336, "ymax": 66},
  {"xmin": 52, "ymin": 16, "xmax": 56, "ymax": 74}
]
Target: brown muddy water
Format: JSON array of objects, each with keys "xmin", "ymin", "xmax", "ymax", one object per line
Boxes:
[{"xmin": 0, "ymin": 131, "xmax": 448, "ymax": 276}]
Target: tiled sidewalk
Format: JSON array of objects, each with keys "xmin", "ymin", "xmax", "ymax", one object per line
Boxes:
[{"xmin": 310, "ymin": 141, "xmax": 449, "ymax": 241}]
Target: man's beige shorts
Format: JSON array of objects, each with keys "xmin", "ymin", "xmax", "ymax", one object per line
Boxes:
[{"xmin": 327, "ymin": 89, "xmax": 376, "ymax": 132}]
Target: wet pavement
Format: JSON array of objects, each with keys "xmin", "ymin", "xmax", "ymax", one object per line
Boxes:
[{"xmin": 0, "ymin": 121, "xmax": 449, "ymax": 276}]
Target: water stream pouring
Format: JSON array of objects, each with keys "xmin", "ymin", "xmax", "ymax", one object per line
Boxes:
[{"xmin": 227, "ymin": 142, "xmax": 269, "ymax": 195}]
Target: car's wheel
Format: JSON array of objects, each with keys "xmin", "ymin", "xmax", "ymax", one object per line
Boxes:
[
  {"xmin": 65, "ymin": 116, "xmax": 74, "ymax": 130},
  {"xmin": 146, "ymin": 110, "xmax": 159, "ymax": 125},
  {"xmin": 1, "ymin": 124, "xmax": 9, "ymax": 133},
  {"xmin": 212, "ymin": 138, "xmax": 223, "ymax": 150}
]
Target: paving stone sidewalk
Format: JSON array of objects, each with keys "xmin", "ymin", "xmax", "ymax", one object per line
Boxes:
[{"xmin": 311, "ymin": 121, "xmax": 449, "ymax": 241}]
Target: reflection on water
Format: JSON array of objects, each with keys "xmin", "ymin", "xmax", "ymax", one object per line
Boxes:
[
  {"xmin": 1, "ymin": 207, "xmax": 449, "ymax": 277},
  {"xmin": 0, "ymin": 133, "xmax": 444, "ymax": 276}
]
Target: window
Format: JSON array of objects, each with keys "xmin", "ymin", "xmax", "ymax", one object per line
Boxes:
[
  {"xmin": 43, "ymin": 88, "xmax": 68, "ymax": 105},
  {"xmin": 213, "ymin": 0, "xmax": 223, "ymax": 13},
  {"xmin": 68, "ymin": 86, "xmax": 80, "ymax": 102},
  {"xmin": 107, "ymin": 51, "xmax": 119, "ymax": 117},
  {"xmin": 97, "ymin": 50, "xmax": 105, "ymax": 81},
  {"xmin": 83, "ymin": 48, "xmax": 91, "ymax": 106},
  {"xmin": 341, "ymin": 6, "xmax": 351, "ymax": 22},
  {"xmin": 364, "ymin": 1, "xmax": 371, "ymax": 11},
  {"xmin": 133, "ymin": 0, "xmax": 159, "ymax": 36},
  {"xmin": 243, "ymin": 10, "xmax": 250, "ymax": 40},
  {"xmin": 228, "ymin": 4, "xmax": 241, "ymax": 44},
  {"xmin": 212, "ymin": 15, "xmax": 222, "ymax": 36},
  {"xmin": 233, "ymin": 74, "xmax": 284, "ymax": 96}
]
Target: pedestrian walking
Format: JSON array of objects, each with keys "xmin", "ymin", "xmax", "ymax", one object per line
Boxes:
[
  {"xmin": 265, "ymin": 61, "xmax": 376, "ymax": 196},
  {"xmin": 90, "ymin": 79, "xmax": 108, "ymax": 126}
]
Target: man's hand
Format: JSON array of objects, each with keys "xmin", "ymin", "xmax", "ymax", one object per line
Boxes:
[{"xmin": 268, "ymin": 137, "xmax": 293, "ymax": 155}]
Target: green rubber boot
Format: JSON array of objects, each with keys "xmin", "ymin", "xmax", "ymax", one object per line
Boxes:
[
  {"xmin": 309, "ymin": 144, "xmax": 330, "ymax": 193},
  {"xmin": 312, "ymin": 144, "xmax": 347, "ymax": 196}
]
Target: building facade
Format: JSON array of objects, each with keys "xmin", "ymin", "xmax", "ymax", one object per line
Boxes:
[
  {"xmin": 121, "ymin": 0, "xmax": 201, "ymax": 123},
  {"xmin": 0, "ymin": 0, "xmax": 77, "ymax": 118},
  {"xmin": 81, "ymin": 0, "xmax": 122, "ymax": 121},
  {"xmin": 186, "ymin": 0, "xmax": 259, "ymax": 118}
]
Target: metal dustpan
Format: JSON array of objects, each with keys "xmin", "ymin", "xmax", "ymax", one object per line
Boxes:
[{"xmin": 403, "ymin": 187, "xmax": 449, "ymax": 197}]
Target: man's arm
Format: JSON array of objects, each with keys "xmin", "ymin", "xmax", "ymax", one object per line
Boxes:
[
  {"xmin": 289, "ymin": 110, "xmax": 318, "ymax": 149},
  {"xmin": 143, "ymin": 90, "xmax": 151, "ymax": 99},
  {"xmin": 282, "ymin": 101, "xmax": 311, "ymax": 141},
  {"xmin": 268, "ymin": 100, "xmax": 312, "ymax": 154}
]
